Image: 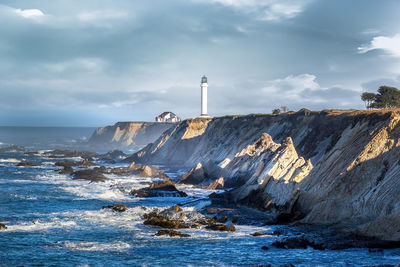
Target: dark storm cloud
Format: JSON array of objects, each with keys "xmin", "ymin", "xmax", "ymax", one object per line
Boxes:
[{"xmin": 0, "ymin": 0, "xmax": 399, "ymax": 126}]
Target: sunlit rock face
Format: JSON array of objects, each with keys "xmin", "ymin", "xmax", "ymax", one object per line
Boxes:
[
  {"xmin": 88, "ymin": 122, "xmax": 175, "ymax": 150},
  {"xmin": 128, "ymin": 110, "xmax": 400, "ymax": 241}
]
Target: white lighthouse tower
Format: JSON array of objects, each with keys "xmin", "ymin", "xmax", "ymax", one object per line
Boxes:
[{"xmin": 200, "ymin": 75, "xmax": 210, "ymax": 118}]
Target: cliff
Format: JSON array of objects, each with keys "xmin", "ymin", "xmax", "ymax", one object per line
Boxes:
[
  {"xmin": 88, "ymin": 122, "xmax": 175, "ymax": 150},
  {"xmin": 127, "ymin": 109, "xmax": 400, "ymax": 241}
]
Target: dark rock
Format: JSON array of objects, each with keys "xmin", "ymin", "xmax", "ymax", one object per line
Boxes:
[
  {"xmin": 0, "ymin": 223, "xmax": 7, "ymax": 231},
  {"xmin": 131, "ymin": 181, "xmax": 187, "ymax": 198},
  {"xmin": 59, "ymin": 165, "xmax": 74, "ymax": 174},
  {"xmin": 102, "ymin": 203, "xmax": 129, "ymax": 212},
  {"xmin": 144, "ymin": 212, "xmax": 189, "ymax": 229},
  {"xmin": 205, "ymin": 222, "xmax": 236, "ymax": 232},
  {"xmin": 99, "ymin": 150, "xmax": 126, "ymax": 161},
  {"xmin": 261, "ymin": 246, "xmax": 270, "ymax": 250},
  {"xmin": 55, "ymin": 158, "xmax": 95, "ymax": 168},
  {"xmin": 143, "ymin": 205, "xmax": 215, "ymax": 229},
  {"xmin": 17, "ymin": 162, "xmax": 36, "ymax": 167},
  {"xmin": 251, "ymin": 232, "xmax": 268, "ymax": 237},
  {"xmin": 275, "ymin": 211, "xmax": 304, "ymax": 224},
  {"xmin": 272, "ymin": 236, "xmax": 325, "ymax": 250},
  {"xmin": 72, "ymin": 168, "xmax": 108, "ymax": 183},
  {"xmin": 251, "ymin": 231, "xmax": 281, "ymax": 237},
  {"xmin": 155, "ymin": 230, "xmax": 190, "ymax": 237}
]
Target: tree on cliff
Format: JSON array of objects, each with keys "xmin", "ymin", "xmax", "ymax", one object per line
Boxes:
[
  {"xmin": 360, "ymin": 86, "xmax": 400, "ymax": 109},
  {"xmin": 361, "ymin": 92, "xmax": 376, "ymax": 109},
  {"xmin": 272, "ymin": 109, "xmax": 281, "ymax": 115}
]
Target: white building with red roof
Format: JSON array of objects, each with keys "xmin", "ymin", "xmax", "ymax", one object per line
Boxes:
[{"xmin": 155, "ymin": 112, "xmax": 181, "ymax": 123}]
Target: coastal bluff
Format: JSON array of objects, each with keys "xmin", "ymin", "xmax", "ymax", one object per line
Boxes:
[
  {"xmin": 127, "ymin": 109, "xmax": 400, "ymax": 242},
  {"xmin": 88, "ymin": 121, "xmax": 175, "ymax": 150}
]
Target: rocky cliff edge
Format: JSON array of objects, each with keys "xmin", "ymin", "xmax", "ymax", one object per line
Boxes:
[
  {"xmin": 126, "ymin": 109, "xmax": 400, "ymax": 241},
  {"xmin": 88, "ymin": 121, "xmax": 175, "ymax": 150}
]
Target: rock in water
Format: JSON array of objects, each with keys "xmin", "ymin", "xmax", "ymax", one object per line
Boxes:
[
  {"xmin": 131, "ymin": 181, "xmax": 187, "ymax": 198},
  {"xmin": 205, "ymin": 222, "xmax": 236, "ymax": 232},
  {"xmin": 102, "ymin": 204, "xmax": 129, "ymax": 212},
  {"xmin": 98, "ymin": 150, "xmax": 126, "ymax": 161},
  {"xmin": 17, "ymin": 162, "xmax": 36, "ymax": 167},
  {"xmin": 72, "ymin": 169, "xmax": 108, "ymax": 183},
  {"xmin": 155, "ymin": 230, "xmax": 190, "ymax": 237},
  {"xmin": 251, "ymin": 232, "xmax": 268, "ymax": 237},
  {"xmin": 0, "ymin": 223, "xmax": 7, "ymax": 231},
  {"xmin": 143, "ymin": 206, "xmax": 215, "ymax": 229},
  {"xmin": 59, "ymin": 165, "xmax": 74, "ymax": 175}
]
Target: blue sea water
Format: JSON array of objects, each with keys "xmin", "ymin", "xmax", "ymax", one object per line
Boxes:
[{"xmin": 0, "ymin": 127, "xmax": 399, "ymax": 266}]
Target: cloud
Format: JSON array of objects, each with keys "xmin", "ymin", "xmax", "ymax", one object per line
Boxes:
[
  {"xmin": 14, "ymin": 8, "xmax": 44, "ymax": 19},
  {"xmin": 193, "ymin": 0, "xmax": 310, "ymax": 21},
  {"xmin": 358, "ymin": 34, "xmax": 400, "ymax": 58},
  {"xmin": 362, "ymin": 76, "xmax": 400, "ymax": 92},
  {"xmin": 0, "ymin": 0, "xmax": 398, "ymax": 126},
  {"xmin": 209, "ymin": 74, "xmax": 362, "ymax": 116},
  {"xmin": 263, "ymin": 74, "xmax": 319, "ymax": 93}
]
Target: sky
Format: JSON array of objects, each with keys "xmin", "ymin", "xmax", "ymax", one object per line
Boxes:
[{"xmin": 0, "ymin": 0, "xmax": 400, "ymax": 126}]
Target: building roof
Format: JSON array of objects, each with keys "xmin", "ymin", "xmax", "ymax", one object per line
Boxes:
[{"xmin": 156, "ymin": 111, "xmax": 177, "ymax": 119}]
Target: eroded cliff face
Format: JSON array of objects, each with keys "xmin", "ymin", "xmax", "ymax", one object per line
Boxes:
[
  {"xmin": 88, "ymin": 122, "xmax": 175, "ymax": 150},
  {"xmin": 127, "ymin": 110, "xmax": 400, "ymax": 241}
]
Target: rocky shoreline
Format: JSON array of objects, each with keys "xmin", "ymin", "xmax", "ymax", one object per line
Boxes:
[
  {"xmin": 2, "ymin": 109, "xmax": 400, "ymax": 255},
  {"xmin": 124, "ymin": 109, "xmax": 400, "ymax": 243}
]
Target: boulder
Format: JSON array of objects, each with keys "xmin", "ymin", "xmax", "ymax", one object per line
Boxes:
[
  {"xmin": 251, "ymin": 231, "xmax": 281, "ymax": 237},
  {"xmin": 102, "ymin": 203, "xmax": 129, "ymax": 212},
  {"xmin": 17, "ymin": 162, "xmax": 36, "ymax": 167},
  {"xmin": 72, "ymin": 169, "xmax": 108, "ymax": 183},
  {"xmin": 131, "ymin": 181, "xmax": 187, "ymax": 198},
  {"xmin": 98, "ymin": 150, "xmax": 126, "ymax": 161},
  {"xmin": 55, "ymin": 158, "xmax": 95, "ymax": 168},
  {"xmin": 143, "ymin": 205, "xmax": 215, "ymax": 229},
  {"xmin": 205, "ymin": 222, "xmax": 236, "ymax": 232},
  {"xmin": 251, "ymin": 232, "xmax": 268, "ymax": 237},
  {"xmin": 0, "ymin": 223, "xmax": 7, "ymax": 231},
  {"xmin": 155, "ymin": 230, "xmax": 190, "ymax": 237},
  {"xmin": 59, "ymin": 165, "xmax": 74, "ymax": 175}
]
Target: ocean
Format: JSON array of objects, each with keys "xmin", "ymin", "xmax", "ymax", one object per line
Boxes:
[{"xmin": 0, "ymin": 127, "xmax": 399, "ymax": 266}]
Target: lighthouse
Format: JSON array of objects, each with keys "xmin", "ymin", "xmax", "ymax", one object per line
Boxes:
[{"xmin": 200, "ymin": 75, "xmax": 210, "ymax": 118}]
